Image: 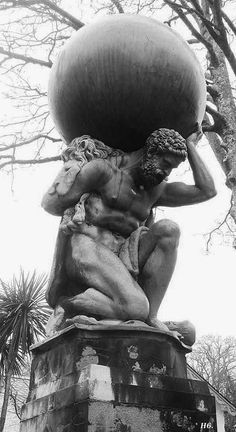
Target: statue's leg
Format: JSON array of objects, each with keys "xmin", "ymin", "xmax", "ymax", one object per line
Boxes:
[
  {"xmin": 62, "ymin": 233, "xmax": 149, "ymax": 321},
  {"xmin": 138, "ymin": 219, "xmax": 180, "ymax": 328}
]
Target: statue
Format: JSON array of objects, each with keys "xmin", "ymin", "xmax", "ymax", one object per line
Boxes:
[
  {"xmin": 42, "ymin": 128, "xmax": 216, "ymax": 344},
  {"xmin": 41, "ymin": 14, "xmax": 216, "ymax": 346},
  {"xmin": 20, "ymin": 17, "xmax": 219, "ymax": 432}
]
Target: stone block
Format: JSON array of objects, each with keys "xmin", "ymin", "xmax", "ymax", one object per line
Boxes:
[{"xmin": 20, "ymin": 325, "xmax": 217, "ymax": 432}]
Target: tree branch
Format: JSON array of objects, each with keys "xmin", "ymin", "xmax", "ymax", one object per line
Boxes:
[
  {"xmin": 163, "ymin": 0, "xmax": 219, "ymax": 64},
  {"xmin": 0, "ymin": 46, "xmax": 52, "ymax": 67},
  {"xmin": 188, "ymin": 38, "xmax": 200, "ymax": 44},
  {"xmin": 110, "ymin": 0, "xmax": 124, "ymax": 13},
  {"xmin": 165, "ymin": 0, "xmax": 236, "ymax": 75},
  {"xmin": 194, "ymin": 0, "xmax": 236, "ymax": 74},
  {"xmin": 189, "ymin": 0, "xmax": 222, "ymax": 41},
  {"xmin": 211, "ymin": 0, "xmax": 227, "ymax": 39},
  {"xmin": 205, "ymin": 197, "xmax": 234, "ymax": 251},
  {"xmin": 0, "ymin": 134, "xmax": 61, "ymax": 152},
  {"xmin": 221, "ymin": 9, "xmax": 236, "ymax": 37},
  {"xmin": 203, "ymin": 103, "xmax": 228, "ymax": 133},
  {"xmin": 0, "ymin": 155, "xmax": 60, "ymax": 169},
  {"xmin": 0, "ymin": 0, "xmax": 84, "ymax": 30}
]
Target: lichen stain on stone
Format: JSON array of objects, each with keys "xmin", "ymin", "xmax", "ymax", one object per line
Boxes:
[
  {"xmin": 34, "ymin": 357, "xmax": 49, "ymax": 384},
  {"xmin": 114, "ymin": 418, "xmax": 131, "ymax": 431},
  {"xmin": 149, "ymin": 363, "xmax": 167, "ymax": 375},
  {"xmin": 147, "ymin": 374, "xmax": 163, "ymax": 389},
  {"xmin": 127, "ymin": 345, "xmax": 138, "ymax": 360},
  {"xmin": 76, "ymin": 345, "xmax": 99, "ymax": 370},
  {"xmin": 115, "ymin": 405, "xmax": 162, "ymax": 432},
  {"xmin": 131, "ymin": 362, "xmax": 141, "ymax": 372},
  {"xmin": 90, "ymin": 401, "xmax": 162, "ymax": 432}
]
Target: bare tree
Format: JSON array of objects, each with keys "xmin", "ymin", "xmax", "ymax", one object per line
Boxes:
[
  {"xmin": 188, "ymin": 335, "xmax": 236, "ymax": 404},
  {"xmin": 1, "ymin": 0, "xmax": 236, "ymax": 241},
  {"xmin": 157, "ymin": 0, "xmax": 236, "ymax": 239},
  {"xmin": 0, "ymin": 0, "xmax": 84, "ymax": 170},
  {"xmin": 188, "ymin": 335, "xmax": 236, "ymax": 431}
]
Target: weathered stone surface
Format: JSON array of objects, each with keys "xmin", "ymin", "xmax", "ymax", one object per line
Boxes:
[
  {"xmin": 20, "ymin": 326, "xmax": 217, "ymax": 432},
  {"xmin": 28, "ymin": 324, "xmax": 189, "ymax": 400}
]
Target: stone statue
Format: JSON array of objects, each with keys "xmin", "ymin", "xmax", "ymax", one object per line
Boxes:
[{"xmin": 42, "ymin": 128, "xmax": 216, "ymax": 343}]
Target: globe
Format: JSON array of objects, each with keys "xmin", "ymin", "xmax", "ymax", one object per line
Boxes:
[{"xmin": 48, "ymin": 14, "xmax": 206, "ymax": 151}]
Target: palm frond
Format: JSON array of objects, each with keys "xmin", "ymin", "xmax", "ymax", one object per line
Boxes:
[{"xmin": 0, "ymin": 269, "xmax": 51, "ymax": 375}]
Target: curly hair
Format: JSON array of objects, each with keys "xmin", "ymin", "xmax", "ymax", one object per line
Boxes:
[
  {"xmin": 62, "ymin": 135, "xmax": 124, "ymax": 166},
  {"xmin": 145, "ymin": 128, "xmax": 187, "ymax": 159}
]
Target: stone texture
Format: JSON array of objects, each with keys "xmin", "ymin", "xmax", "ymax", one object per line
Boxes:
[{"xmin": 20, "ymin": 325, "xmax": 217, "ymax": 432}]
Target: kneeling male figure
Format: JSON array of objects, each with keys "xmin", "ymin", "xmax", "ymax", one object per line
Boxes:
[{"xmin": 42, "ymin": 128, "xmax": 216, "ymax": 334}]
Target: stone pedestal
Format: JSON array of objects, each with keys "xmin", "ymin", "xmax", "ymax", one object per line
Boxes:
[{"xmin": 20, "ymin": 324, "xmax": 217, "ymax": 432}]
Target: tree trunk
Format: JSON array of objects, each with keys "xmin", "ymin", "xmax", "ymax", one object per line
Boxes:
[
  {"xmin": 0, "ymin": 365, "xmax": 13, "ymax": 432},
  {"xmin": 200, "ymin": 0, "xmax": 236, "ymax": 224},
  {"xmin": 209, "ymin": 52, "xmax": 236, "ymax": 221}
]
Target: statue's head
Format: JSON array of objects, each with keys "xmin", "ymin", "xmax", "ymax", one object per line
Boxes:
[{"xmin": 140, "ymin": 128, "xmax": 187, "ymax": 186}]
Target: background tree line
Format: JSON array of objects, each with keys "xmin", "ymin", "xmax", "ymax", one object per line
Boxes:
[{"xmin": 188, "ymin": 334, "xmax": 236, "ymax": 431}]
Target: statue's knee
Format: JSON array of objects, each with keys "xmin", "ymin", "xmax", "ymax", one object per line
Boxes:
[
  {"xmin": 153, "ymin": 219, "xmax": 180, "ymax": 238},
  {"xmin": 152, "ymin": 219, "xmax": 180, "ymax": 251}
]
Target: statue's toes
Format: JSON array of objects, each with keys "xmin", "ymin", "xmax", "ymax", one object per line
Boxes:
[{"xmin": 66, "ymin": 315, "xmax": 98, "ymax": 325}]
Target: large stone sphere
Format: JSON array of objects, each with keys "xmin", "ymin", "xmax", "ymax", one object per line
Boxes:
[{"xmin": 48, "ymin": 14, "xmax": 206, "ymax": 151}]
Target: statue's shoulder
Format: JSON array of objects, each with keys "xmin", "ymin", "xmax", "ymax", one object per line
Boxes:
[{"xmin": 149, "ymin": 181, "xmax": 168, "ymax": 205}]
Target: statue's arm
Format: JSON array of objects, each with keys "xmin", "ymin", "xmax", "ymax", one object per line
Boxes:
[
  {"xmin": 42, "ymin": 159, "xmax": 111, "ymax": 216},
  {"xmin": 156, "ymin": 133, "xmax": 217, "ymax": 207}
]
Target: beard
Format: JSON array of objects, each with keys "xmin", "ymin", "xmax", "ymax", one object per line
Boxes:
[{"xmin": 139, "ymin": 159, "xmax": 167, "ymax": 187}]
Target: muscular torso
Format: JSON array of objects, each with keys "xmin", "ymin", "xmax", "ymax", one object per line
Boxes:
[{"xmin": 81, "ymin": 166, "xmax": 163, "ymax": 237}]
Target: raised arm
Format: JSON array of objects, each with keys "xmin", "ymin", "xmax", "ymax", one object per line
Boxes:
[
  {"xmin": 157, "ymin": 132, "xmax": 217, "ymax": 207},
  {"xmin": 42, "ymin": 159, "xmax": 112, "ymax": 216}
]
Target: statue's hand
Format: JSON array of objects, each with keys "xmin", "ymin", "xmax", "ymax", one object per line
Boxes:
[
  {"xmin": 66, "ymin": 219, "xmax": 83, "ymax": 233},
  {"xmin": 186, "ymin": 127, "xmax": 203, "ymax": 147},
  {"xmin": 171, "ymin": 330, "xmax": 184, "ymax": 340}
]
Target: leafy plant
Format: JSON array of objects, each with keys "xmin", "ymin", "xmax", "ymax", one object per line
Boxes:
[{"xmin": 0, "ymin": 270, "xmax": 50, "ymax": 432}]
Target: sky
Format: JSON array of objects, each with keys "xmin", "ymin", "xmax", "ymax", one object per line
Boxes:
[{"xmin": 1, "ymin": 3, "xmax": 236, "ymax": 340}]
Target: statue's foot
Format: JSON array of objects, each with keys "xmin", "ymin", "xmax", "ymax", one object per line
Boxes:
[
  {"xmin": 97, "ymin": 319, "xmax": 123, "ymax": 325},
  {"xmin": 124, "ymin": 320, "xmax": 149, "ymax": 327},
  {"xmin": 146, "ymin": 317, "xmax": 183, "ymax": 340},
  {"xmin": 66, "ymin": 314, "xmax": 99, "ymax": 325},
  {"xmin": 146, "ymin": 317, "xmax": 170, "ymax": 332},
  {"xmin": 66, "ymin": 316, "xmax": 124, "ymax": 326}
]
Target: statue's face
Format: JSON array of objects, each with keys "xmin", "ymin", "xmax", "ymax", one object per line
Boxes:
[{"xmin": 140, "ymin": 151, "xmax": 183, "ymax": 187}]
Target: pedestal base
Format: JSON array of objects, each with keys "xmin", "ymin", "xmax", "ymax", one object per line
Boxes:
[{"xmin": 20, "ymin": 325, "xmax": 217, "ymax": 432}]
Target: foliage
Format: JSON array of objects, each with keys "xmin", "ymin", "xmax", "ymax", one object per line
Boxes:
[
  {"xmin": 188, "ymin": 335, "xmax": 236, "ymax": 403},
  {"xmin": 0, "ymin": 269, "xmax": 50, "ymax": 432},
  {"xmin": 0, "ymin": 270, "xmax": 50, "ymax": 363}
]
